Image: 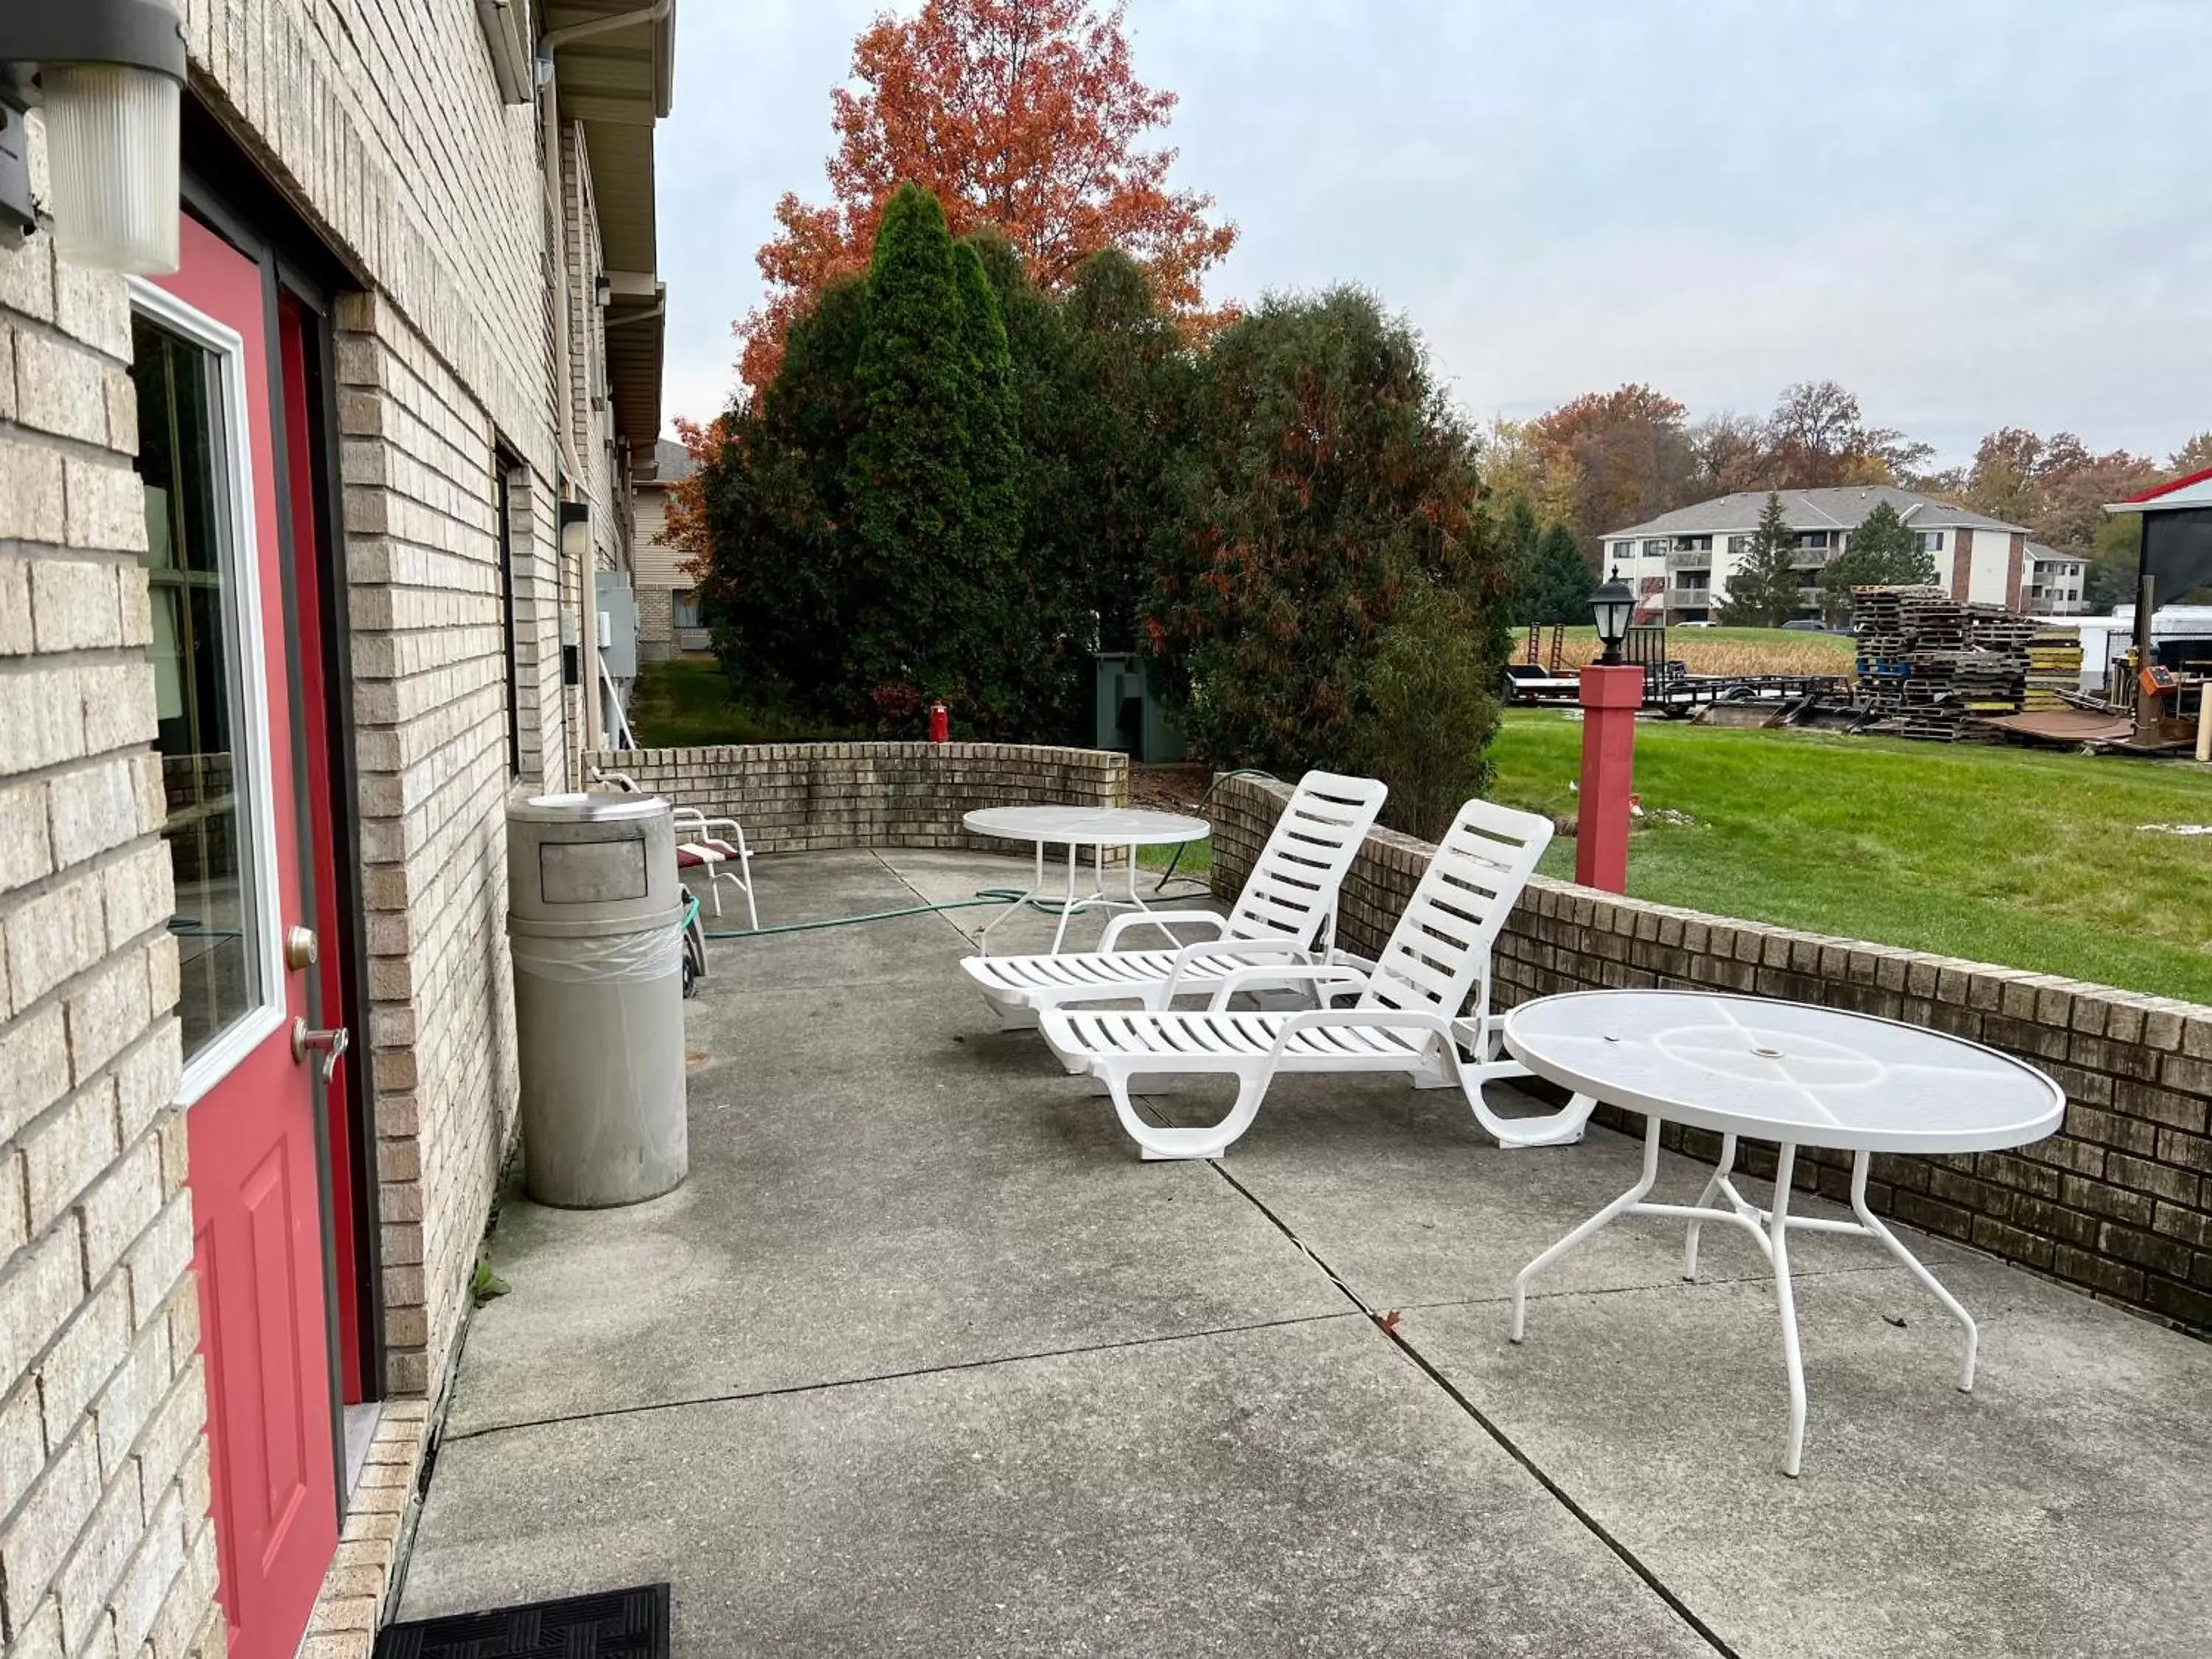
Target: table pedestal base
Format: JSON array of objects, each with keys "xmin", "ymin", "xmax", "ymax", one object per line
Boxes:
[
  {"xmin": 974, "ymin": 841, "xmax": 1183, "ymax": 957},
  {"xmin": 1509, "ymin": 1116, "xmax": 1978, "ymax": 1478}
]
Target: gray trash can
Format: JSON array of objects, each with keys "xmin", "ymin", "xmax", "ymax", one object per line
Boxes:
[{"xmin": 507, "ymin": 792, "xmax": 687, "ymax": 1206}]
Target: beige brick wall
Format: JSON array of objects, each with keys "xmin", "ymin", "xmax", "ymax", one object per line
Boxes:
[
  {"xmin": 0, "ymin": 156, "xmax": 223, "ymax": 1659},
  {"xmin": 636, "ymin": 583, "xmax": 674, "ymax": 655},
  {"xmin": 1210, "ymin": 773, "xmax": 2212, "ymax": 1335},
  {"xmin": 166, "ymin": 0, "xmax": 617, "ymax": 1422},
  {"xmin": 0, "ymin": 0, "xmax": 643, "ymax": 1652},
  {"xmin": 334, "ymin": 291, "xmax": 533, "ymax": 1400},
  {"xmin": 587, "ymin": 743, "xmax": 1130, "ymax": 853}
]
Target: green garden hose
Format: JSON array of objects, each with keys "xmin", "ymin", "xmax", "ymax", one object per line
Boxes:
[{"xmin": 702, "ymin": 883, "xmax": 1211, "ymax": 942}]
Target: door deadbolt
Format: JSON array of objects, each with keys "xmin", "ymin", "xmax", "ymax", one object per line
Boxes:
[{"xmin": 284, "ymin": 925, "xmax": 319, "ymax": 971}]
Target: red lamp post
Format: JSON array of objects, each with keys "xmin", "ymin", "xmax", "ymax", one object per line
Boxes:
[{"xmin": 1576, "ymin": 574, "xmax": 1641, "ymax": 894}]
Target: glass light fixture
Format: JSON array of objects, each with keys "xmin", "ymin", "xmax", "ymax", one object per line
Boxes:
[
  {"xmin": 43, "ymin": 61, "xmax": 178, "ymax": 273},
  {"xmin": 1590, "ymin": 571, "xmax": 1636, "ymax": 666},
  {"xmin": 0, "ymin": 0, "xmax": 187, "ymax": 274},
  {"xmin": 558, "ymin": 500, "xmax": 591, "ymax": 561}
]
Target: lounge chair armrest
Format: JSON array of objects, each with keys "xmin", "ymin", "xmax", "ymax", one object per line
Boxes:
[
  {"xmin": 1206, "ymin": 964, "xmax": 1369, "ymax": 1012},
  {"xmin": 1267, "ymin": 1006, "xmax": 1454, "ymax": 1061},
  {"xmin": 1100, "ymin": 910, "xmax": 1228, "ymax": 951},
  {"xmin": 1153, "ymin": 936, "xmax": 1315, "ymax": 1008}
]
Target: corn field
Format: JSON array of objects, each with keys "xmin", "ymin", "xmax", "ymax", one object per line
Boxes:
[{"xmin": 1516, "ymin": 627, "xmax": 1854, "ymax": 679}]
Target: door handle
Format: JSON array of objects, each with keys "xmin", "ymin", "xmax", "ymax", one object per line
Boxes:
[{"xmin": 291, "ymin": 1019, "xmax": 349, "ymax": 1084}]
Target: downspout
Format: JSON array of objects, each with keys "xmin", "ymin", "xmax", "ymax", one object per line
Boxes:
[{"xmin": 537, "ymin": 44, "xmax": 599, "ymax": 752}]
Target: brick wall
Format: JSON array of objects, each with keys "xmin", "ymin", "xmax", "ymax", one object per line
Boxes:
[
  {"xmin": 335, "ymin": 292, "xmax": 529, "ymax": 1409},
  {"xmin": 0, "ymin": 1, "xmax": 637, "ymax": 1652},
  {"xmin": 586, "ymin": 743, "xmax": 1129, "ymax": 854},
  {"xmin": 1210, "ymin": 773, "xmax": 2212, "ymax": 1335},
  {"xmin": 636, "ymin": 585, "xmax": 673, "ymax": 657},
  {"xmin": 0, "ymin": 145, "xmax": 223, "ymax": 1659}
]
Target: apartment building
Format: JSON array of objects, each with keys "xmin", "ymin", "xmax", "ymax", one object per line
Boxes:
[
  {"xmin": 1601, "ymin": 486, "xmax": 2033, "ymax": 622},
  {"xmin": 2024, "ymin": 543, "xmax": 2088, "ymax": 615},
  {"xmin": 633, "ymin": 435, "xmax": 707, "ymax": 660},
  {"xmin": 0, "ymin": 4, "xmax": 672, "ymax": 1658}
]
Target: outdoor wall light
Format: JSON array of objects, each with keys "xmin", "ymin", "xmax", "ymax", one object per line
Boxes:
[
  {"xmin": 558, "ymin": 499, "xmax": 592, "ymax": 563},
  {"xmin": 0, "ymin": 0, "xmax": 188, "ymax": 274},
  {"xmin": 1589, "ymin": 571, "xmax": 1635, "ymax": 666}
]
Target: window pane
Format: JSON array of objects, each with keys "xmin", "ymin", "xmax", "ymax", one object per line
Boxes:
[{"xmin": 133, "ymin": 316, "xmax": 260, "ymax": 1064}]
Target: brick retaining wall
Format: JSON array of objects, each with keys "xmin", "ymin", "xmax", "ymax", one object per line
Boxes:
[
  {"xmin": 586, "ymin": 742, "xmax": 1129, "ymax": 854},
  {"xmin": 1209, "ymin": 773, "xmax": 2212, "ymax": 1335}
]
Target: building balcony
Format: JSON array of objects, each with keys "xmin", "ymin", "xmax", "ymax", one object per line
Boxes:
[{"xmin": 1665, "ymin": 549, "xmax": 1712, "ymax": 572}]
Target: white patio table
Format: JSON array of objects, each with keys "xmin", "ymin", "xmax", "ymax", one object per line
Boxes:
[
  {"xmin": 962, "ymin": 806, "xmax": 1210, "ymax": 957},
  {"xmin": 1502, "ymin": 988, "xmax": 2065, "ymax": 1477}
]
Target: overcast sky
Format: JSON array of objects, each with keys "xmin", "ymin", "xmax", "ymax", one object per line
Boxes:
[{"xmin": 656, "ymin": 0, "xmax": 2208, "ymax": 467}]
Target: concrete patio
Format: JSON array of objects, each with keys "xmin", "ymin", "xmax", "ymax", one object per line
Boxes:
[{"xmin": 396, "ymin": 849, "xmax": 2211, "ymax": 1657}]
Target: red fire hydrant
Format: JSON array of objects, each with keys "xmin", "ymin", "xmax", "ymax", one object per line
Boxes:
[{"xmin": 928, "ymin": 700, "xmax": 950, "ymax": 743}]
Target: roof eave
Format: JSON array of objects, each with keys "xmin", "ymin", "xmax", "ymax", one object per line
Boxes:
[{"xmin": 548, "ymin": 2, "xmax": 675, "ymax": 447}]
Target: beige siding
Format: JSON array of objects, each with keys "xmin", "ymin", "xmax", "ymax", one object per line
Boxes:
[{"xmin": 633, "ymin": 487, "xmax": 689, "ymax": 591}]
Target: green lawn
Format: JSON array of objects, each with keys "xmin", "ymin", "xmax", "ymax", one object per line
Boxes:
[
  {"xmin": 1489, "ymin": 709, "xmax": 2212, "ymax": 1004},
  {"xmin": 628, "ymin": 658, "xmax": 865, "ymax": 748}
]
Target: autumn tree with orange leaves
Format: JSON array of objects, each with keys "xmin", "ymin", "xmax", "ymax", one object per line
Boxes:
[{"xmin": 737, "ymin": 0, "xmax": 1236, "ymax": 391}]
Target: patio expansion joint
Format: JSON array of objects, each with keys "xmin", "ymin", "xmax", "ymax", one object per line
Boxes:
[
  {"xmin": 1193, "ymin": 1154, "xmax": 1745, "ymax": 1659},
  {"xmin": 1390, "ymin": 1256, "xmax": 1934, "ymax": 1316},
  {"xmin": 436, "ymin": 1310, "xmax": 1363, "ymax": 1449}
]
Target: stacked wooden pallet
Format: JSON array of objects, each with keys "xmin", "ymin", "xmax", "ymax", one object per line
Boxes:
[
  {"xmin": 1851, "ymin": 587, "xmax": 2032, "ymax": 740},
  {"xmin": 2024, "ymin": 627, "xmax": 2085, "ymax": 710}
]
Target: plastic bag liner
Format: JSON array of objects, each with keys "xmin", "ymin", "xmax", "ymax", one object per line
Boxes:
[{"xmin": 510, "ymin": 920, "xmax": 682, "ymax": 984}]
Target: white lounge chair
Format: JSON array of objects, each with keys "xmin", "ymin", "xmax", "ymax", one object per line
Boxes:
[
  {"xmin": 1038, "ymin": 797, "xmax": 1595, "ymax": 1160},
  {"xmin": 958, "ymin": 771, "xmax": 1389, "ymax": 1029}
]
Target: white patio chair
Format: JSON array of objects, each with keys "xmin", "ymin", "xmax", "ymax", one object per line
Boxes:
[
  {"xmin": 1037, "ymin": 797, "xmax": 1595, "ymax": 1159},
  {"xmin": 593, "ymin": 769, "xmax": 759, "ymax": 931},
  {"xmin": 958, "ymin": 771, "xmax": 1389, "ymax": 1029}
]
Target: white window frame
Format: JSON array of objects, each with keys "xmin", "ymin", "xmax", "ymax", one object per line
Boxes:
[{"xmin": 130, "ymin": 277, "xmax": 288, "ymax": 1106}]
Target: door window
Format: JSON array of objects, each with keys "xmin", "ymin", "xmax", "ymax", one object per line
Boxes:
[{"xmin": 133, "ymin": 311, "xmax": 275, "ymax": 1074}]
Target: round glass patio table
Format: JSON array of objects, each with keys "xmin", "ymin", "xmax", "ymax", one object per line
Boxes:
[
  {"xmin": 962, "ymin": 806, "xmax": 1209, "ymax": 956},
  {"xmin": 1501, "ymin": 988, "xmax": 2065, "ymax": 1477}
]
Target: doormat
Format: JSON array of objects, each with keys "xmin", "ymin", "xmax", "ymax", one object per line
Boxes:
[{"xmin": 374, "ymin": 1584, "xmax": 669, "ymax": 1658}]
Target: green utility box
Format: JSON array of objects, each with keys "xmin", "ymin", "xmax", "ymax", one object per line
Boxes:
[{"xmin": 1093, "ymin": 652, "xmax": 1186, "ymax": 762}]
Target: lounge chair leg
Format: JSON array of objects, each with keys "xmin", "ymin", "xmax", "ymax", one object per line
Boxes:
[
  {"xmin": 1459, "ymin": 1060, "xmax": 1595, "ymax": 1148},
  {"xmin": 1103, "ymin": 1071, "xmax": 1268, "ymax": 1161}
]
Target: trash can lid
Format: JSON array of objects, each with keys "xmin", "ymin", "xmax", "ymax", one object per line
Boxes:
[{"xmin": 507, "ymin": 790, "xmax": 667, "ymax": 825}]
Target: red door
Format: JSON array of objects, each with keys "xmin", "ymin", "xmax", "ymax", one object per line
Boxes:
[{"xmin": 141, "ymin": 213, "xmax": 340, "ymax": 1659}]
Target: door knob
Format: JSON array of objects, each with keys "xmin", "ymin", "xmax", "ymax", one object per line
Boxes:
[{"xmin": 290, "ymin": 1019, "xmax": 349, "ymax": 1084}]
